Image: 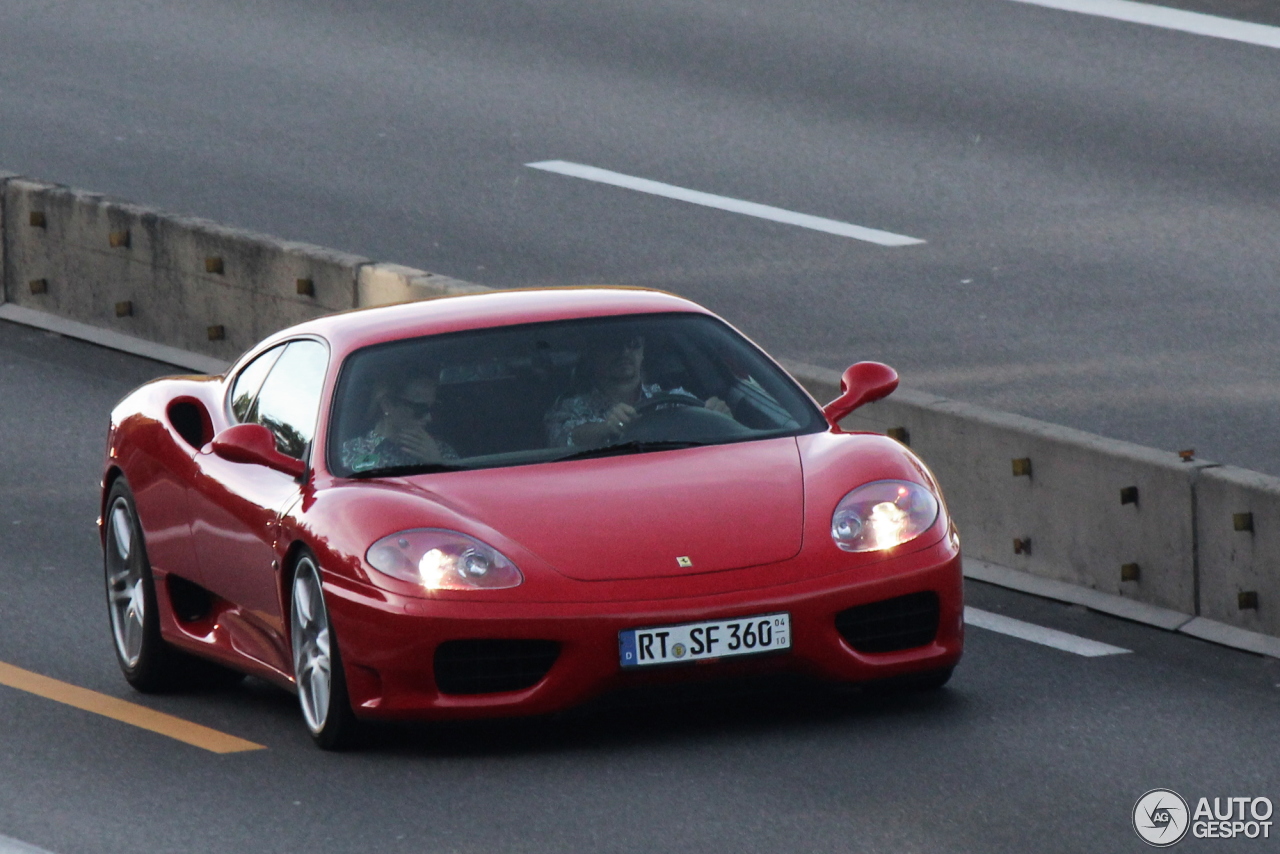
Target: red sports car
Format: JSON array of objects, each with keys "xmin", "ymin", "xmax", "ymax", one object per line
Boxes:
[{"xmin": 101, "ymin": 287, "xmax": 963, "ymax": 748}]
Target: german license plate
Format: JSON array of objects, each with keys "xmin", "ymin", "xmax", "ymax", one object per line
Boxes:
[{"xmin": 619, "ymin": 612, "xmax": 791, "ymax": 668}]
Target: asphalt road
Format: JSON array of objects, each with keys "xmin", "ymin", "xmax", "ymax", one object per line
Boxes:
[
  {"xmin": 3, "ymin": 2, "xmax": 1280, "ymax": 852},
  {"xmin": 2, "ymin": 308, "xmax": 1280, "ymax": 854},
  {"xmin": 2, "ymin": 0, "xmax": 1280, "ymax": 473}
]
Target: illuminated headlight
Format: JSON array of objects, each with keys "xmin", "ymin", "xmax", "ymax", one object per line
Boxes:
[
  {"xmin": 366, "ymin": 529, "xmax": 523, "ymax": 591},
  {"xmin": 831, "ymin": 480, "xmax": 940, "ymax": 552}
]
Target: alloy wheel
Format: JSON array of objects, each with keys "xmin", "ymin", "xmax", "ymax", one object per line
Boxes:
[
  {"xmin": 291, "ymin": 557, "xmax": 333, "ymax": 734},
  {"xmin": 105, "ymin": 496, "xmax": 146, "ymax": 669}
]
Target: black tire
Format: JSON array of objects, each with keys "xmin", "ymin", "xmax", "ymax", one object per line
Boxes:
[
  {"xmin": 290, "ymin": 552, "xmax": 362, "ymax": 750},
  {"xmin": 103, "ymin": 479, "xmax": 184, "ymax": 692}
]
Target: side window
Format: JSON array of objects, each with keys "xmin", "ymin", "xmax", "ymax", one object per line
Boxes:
[
  {"xmin": 252, "ymin": 340, "xmax": 329, "ymax": 459},
  {"xmin": 229, "ymin": 345, "xmax": 285, "ymax": 423}
]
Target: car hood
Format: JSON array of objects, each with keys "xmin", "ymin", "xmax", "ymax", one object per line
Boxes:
[{"xmin": 404, "ymin": 438, "xmax": 805, "ymax": 581}]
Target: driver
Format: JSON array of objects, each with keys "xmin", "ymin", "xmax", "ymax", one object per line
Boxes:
[{"xmin": 545, "ymin": 332, "xmax": 731, "ymax": 447}]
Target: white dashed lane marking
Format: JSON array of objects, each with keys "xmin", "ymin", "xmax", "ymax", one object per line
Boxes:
[
  {"xmin": 965, "ymin": 607, "xmax": 1132, "ymax": 657},
  {"xmin": 0, "ymin": 833, "xmax": 57, "ymax": 854},
  {"xmin": 525, "ymin": 160, "xmax": 926, "ymax": 247},
  {"xmin": 1006, "ymin": 0, "xmax": 1280, "ymax": 50}
]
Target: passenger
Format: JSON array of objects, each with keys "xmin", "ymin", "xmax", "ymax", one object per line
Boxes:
[
  {"xmin": 341, "ymin": 370, "xmax": 459, "ymax": 472},
  {"xmin": 545, "ymin": 333, "xmax": 731, "ymax": 447}
]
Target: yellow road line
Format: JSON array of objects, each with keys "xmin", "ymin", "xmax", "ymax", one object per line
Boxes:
[{"xmin": 0, "ymin": 662, "xmax": 265, "ymax": 754}]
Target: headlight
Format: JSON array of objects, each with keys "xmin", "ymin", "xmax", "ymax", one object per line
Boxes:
[
  {"xmin": 831, "ymin": 480, "xmax": 940, "ymax": 552},
  {"xmin": 366, "ymin": 529, "xmax": 523, "ymax": 591}
]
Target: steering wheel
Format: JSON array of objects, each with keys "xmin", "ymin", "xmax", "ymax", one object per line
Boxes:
[
  {"xmin": 621, "ymin": 392, "xmax": 750, "ymax": 442},
  {"xmin": 631, "ymin": 391, "xmax": 704, "ymax": 415}
]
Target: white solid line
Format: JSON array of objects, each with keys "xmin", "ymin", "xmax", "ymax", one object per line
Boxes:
[
  {"xmin": 0, "ymin": 835, "xmax": 57, "ymax": 854},
  {"xmin": 1005, "ymin": 0, "xmax": 1280, "ymax": 49},
  {"xmin": 525, "ymin": 160, "xmax": 925, "ymax": 247},
  {"xmin": 965, "ymin": 607, "xmax": 1132, "ymax": 657}
]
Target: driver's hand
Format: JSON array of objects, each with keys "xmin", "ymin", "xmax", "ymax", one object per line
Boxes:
[
  {"xmin": 604, "ymin": 402, "xmax": 638, "ymax": 436},
  {"xmin": 569, "ymin": 403, "xmax": 637, "ymax": 446},
  {"xmin": 704, "ymin": 396, "xmax": 732, "ymax": 416},
  {"xmin": 389, "ymin": 424, "xmax": 444, "ymax": 462}
]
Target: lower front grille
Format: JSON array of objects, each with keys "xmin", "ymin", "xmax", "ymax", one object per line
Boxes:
[
  {"xmin": 433, "ymin": 639, "xmax": 560, "ymax": 695},
  {"xmin": 835, "ymin": 592, "xmax": 940, "ymax": 653}
]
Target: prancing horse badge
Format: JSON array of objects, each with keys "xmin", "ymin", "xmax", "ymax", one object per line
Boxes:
[{"xmin": 676, "ymin": 556, "xmax": 693, "ymax": 568}]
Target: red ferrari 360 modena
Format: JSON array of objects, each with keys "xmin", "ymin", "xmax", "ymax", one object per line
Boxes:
[{"xmin": 100, "ymin": 287, "xmax": 963, "ymax": 748}]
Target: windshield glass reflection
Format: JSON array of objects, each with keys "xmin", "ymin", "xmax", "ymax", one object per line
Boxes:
[{"xmin": 328, "ymin": 313, "xmax": 822, "ymax": 477}]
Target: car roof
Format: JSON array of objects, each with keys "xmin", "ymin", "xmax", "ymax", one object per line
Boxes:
[{"xmin": 256, "ymin": 287, "xmax": 715, "ymax": 364}]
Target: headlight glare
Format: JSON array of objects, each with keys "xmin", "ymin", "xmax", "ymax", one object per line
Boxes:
[
  {"xmin": 366, "ymin": 529, "xmax": 522, "ymax": 590},
  {"xmin": 831, "ymin": 480, "xmax": 939, "ymax": 552}
]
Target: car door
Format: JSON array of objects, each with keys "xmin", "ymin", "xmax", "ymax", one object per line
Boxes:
[{"xmin": 188, "ymin": 338, "xmax": 328, "ymax": 671}]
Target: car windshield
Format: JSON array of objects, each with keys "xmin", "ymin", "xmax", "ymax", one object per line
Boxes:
[{"xmin": 327, "ymin": 312, "xmax": 824, "ymax": 477}]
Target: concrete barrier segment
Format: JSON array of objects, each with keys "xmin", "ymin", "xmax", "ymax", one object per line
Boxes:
[
  {"xmin": 2, "ymin": 179, "xmax": 371, "ymax": 360},
  {"xmin": 1193, "ymin": 465, "xmax": 1280, "ymax": 637},
  {"xmin": 0, "ymin": 170, "xmax": 21, "ymax": 307},
  {"xmin": 357, "ymin": 262, "xmax": 493, "ymax": 307}
]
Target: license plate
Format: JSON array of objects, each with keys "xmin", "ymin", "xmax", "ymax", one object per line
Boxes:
[{"xmin": 619, "ymin": 612, "xmax": 791, "ymax": 668}]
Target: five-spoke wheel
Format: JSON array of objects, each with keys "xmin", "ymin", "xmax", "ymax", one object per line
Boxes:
[
  {"xmin": 290, "ymin": 553, "xmax": 359, "ymax": 749},
  {"xmin": 103, "ymin": 479, "xmax": 184, "ymax": 691},
  {"xmin": 105, "ymin": 493, "xmax": 147, "ymax": 670}
]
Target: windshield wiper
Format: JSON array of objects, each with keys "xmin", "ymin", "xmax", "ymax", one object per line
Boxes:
[
  {"xmin": 348, "ymin": 462, "xmax": 471, "ymax": 478},
  {"xmin": 553, "ymin": 440, "xmax": 711, "ymax": 462}
]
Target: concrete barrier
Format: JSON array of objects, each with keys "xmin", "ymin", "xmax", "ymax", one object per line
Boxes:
[
  {"xmin": 0, "ymin": 172, "xmax": 16, "ymax": 306},
  {"xmin": 2, "ymin": 179, "xmax": 371, "ymax": 360},
  {"xmin": 358, "ymin": 262, "xmax": 492, "ymax": 307},
  {"xmin": 1193, "ymin": 466, "xmax": 1280, "ymax": 638}
]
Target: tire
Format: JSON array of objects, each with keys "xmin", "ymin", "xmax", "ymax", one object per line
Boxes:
[
  {"xmin": 103, "ymin": 479, "xmax": 183, "ymax": 692},
  {"xmin": 290, "ymin": 553, "xmax": 361, "ymax": 750}
]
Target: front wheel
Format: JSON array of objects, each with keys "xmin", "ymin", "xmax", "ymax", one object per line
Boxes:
[
  {"xmin": 104, "ymin": 480, "xmax": 182, "ymax": 692},
  {"xmin": 290, "ymin": 553, "xmax": 361, "ymax": 750}
]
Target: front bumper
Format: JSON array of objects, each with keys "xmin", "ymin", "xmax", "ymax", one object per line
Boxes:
[{"xmin": 324, "ymin": 538, "xmax": 964, "ymax": 721}]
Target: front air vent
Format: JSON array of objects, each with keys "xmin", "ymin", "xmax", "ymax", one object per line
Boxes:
[
  {"xmin": 433, "ymin": 639, "xmax": 560, "ymax": 695},
  {"xmin": 835, "ymin": 592, "xmax": 940, "ymax": 654}
]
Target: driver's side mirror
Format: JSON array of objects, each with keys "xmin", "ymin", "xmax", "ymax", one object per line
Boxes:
[
  {"xmin": 822, "ymin": 362, "xmax": 899, "ymax": 426},
  {"xmin": 211, "ymin": 423, "xmax": 308, "ymax": 478}
]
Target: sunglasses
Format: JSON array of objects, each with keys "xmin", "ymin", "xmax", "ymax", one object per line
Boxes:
[{"xmin": 393, "ymin": 398, "xmax": 434, "ymax": 418}]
